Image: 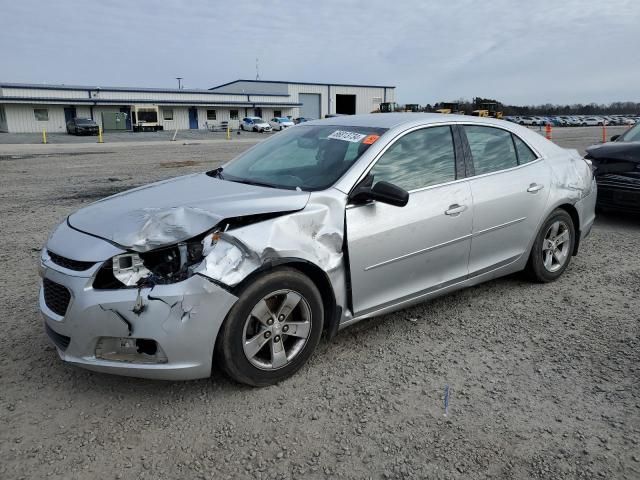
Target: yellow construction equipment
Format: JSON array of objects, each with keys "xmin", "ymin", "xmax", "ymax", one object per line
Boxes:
[
  {"xmin": 436, "ymin": 102, "xmax": 465, "ymax": 115},
  {"xmin": 378, "ymin": 102, "xmax": 398, "ymax": 113},
  {"xmin": 472, "ymin": 103, "xmax": 503, "ymax": 119}
]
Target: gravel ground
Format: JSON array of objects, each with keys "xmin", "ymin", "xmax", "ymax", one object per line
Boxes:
[{"xmin": 0, "ymin": 128, "xmax": 638, "ymax": 479}]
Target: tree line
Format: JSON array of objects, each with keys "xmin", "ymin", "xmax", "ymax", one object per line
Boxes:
[{"xmin": 422, "ymin": 97, "xmax": 640, "ymax": 115}]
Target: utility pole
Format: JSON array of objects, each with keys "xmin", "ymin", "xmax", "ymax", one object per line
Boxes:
[{"xmin": 176, "ymin": 77, "xmax": 183, "ymax": 89}]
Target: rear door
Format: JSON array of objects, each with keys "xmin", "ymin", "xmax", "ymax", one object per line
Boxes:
[
  {"xmin": 346, "ymin": 125, "xmax": 473, "ymax": 316},
  {"xmin": 461, "ymin": 125, "xmax": 551, "ymax": 275}
]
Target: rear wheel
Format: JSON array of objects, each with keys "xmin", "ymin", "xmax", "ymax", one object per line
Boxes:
[
  {"xmin": 525, "ymin": 209, "xmax": 575, "ymax": 282},
  {"xmin": 215, "ymin": 268, "xmax": 323, "ymax": 387}
]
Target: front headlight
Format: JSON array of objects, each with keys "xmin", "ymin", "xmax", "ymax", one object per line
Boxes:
[{"xmin": 96, "ymin": 231, "xmax": 219, "ymax": 288}]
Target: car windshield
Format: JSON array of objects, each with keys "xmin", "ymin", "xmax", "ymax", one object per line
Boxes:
[
  {"xmin": 252, "ymin": 118, "xmax": 264, "ymax": 123},
  {"xmin": 277, "ymin": 117, "xmax": 290, "ymax": 122},
  {"xmin": 75, "ymin": 118, "xmax": 95, "ymax": 125},
  {"xmin": 618, "ymin": 123, "xmax": 640, "ymax": 142},
  {"xmin": 220, "ymin": 124, "xmax": 387, "ymax": 191}
]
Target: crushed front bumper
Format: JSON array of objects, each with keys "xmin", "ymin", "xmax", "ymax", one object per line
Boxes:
[{"xmin": 39, "ymin": 248, "xmax": 237, "ymax": 380}]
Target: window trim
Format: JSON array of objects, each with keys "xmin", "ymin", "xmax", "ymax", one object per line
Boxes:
[
  {"xmin": 458, "ymin": 124, "xmax": 542, "ymax": 179},
  {"xmin": 162, "ymin": 108, "xmax": 174, "ymax": 121},
  {"xmin": 34, "ymin": 108, "xmax": 49, "ymax": 121},
  {"xmin": 349, "ymin": 124, "xmax": 462, "ymax": 195}
]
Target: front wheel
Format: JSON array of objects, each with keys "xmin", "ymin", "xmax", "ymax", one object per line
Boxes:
[
  {"xmin": 215, "ymin": 268, "xmax": 324, "ymax": 387},
  {"xmin": 525, "ymin": 209, "xmax": 575, "ymax": 282}
]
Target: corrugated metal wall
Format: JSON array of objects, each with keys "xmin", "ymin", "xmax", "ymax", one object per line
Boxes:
[
  {"xmin": 0, "ymin": 105, "xmax": 8, "ymax": 132},
  {"xmin": 4, "ymin": 104, "xmax": 67, "ymax": 133},
  {"xmin": 287, "ymin": 84, "xmax": 396, "ymax": 117}
]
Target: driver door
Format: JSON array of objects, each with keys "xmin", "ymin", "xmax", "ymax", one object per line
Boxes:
[{"xmin": 346, "ymin": 125, "xmax": 473, "ymax": 316}]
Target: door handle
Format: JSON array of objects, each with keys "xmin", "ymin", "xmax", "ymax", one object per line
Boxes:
[
  {"xmin": 527, "ymin": 183, "xmax": 545, "ymax": 193},
  {"xmin": 445, "ymin": 204, "xmax": 467, "ymax": 216}
]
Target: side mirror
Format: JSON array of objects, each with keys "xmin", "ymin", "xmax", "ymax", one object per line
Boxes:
[
  {"xmin": 610, "ymin": 135, "xmax": 620, "ymax": 142},
  {"xmin": 350, "ymin": 180, "xmax": 409, "ymax": 207}
]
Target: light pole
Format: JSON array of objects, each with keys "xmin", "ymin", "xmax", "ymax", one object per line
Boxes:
[{"xmin": 176, "ymin": 77, "xmax": 183, "ymax": 89}]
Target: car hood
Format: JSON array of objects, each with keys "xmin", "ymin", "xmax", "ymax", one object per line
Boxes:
[
  {"xmin": 68, "ymin": 173, "xmax": 310, "ymax": 252},
  {"xmin": 585, "ymin": 141, "xmax": 640, "ymax": 163}
]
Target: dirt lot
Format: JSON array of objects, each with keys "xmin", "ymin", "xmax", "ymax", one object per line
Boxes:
[{"xmin": 0, "ymin": 126, "xmax": 638, "ymax": 479}]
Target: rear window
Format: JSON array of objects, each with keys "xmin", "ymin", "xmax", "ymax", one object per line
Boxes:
[
  {"xmin": 465, "ymin": 126, "xmax": 518, "ymax": 175},
  {"xmin": 513, "ymin": 135, "xmax": 537, "ymax": 164}
]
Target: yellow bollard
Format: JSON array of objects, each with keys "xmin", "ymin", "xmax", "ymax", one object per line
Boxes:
[
  {"xmin": 97, "ymin": 126, "xmax": 103, "ymax": 143},
  {"xmin": 226, "ymin": 125, "xmax": 231, "ymax": 140},
  {"xmin": 42, "ymin": 129, "xmax": 47, "ymax": 144}
]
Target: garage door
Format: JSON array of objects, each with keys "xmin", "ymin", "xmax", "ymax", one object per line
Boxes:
[{"xmin": 299, "ymin": 93, "xmax": 321, "ymax": 120}]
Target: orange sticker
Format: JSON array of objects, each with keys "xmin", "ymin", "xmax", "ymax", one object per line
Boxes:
[{"xmin": 362, "ymin": 134, "xmax": 380, "ymax": 145}]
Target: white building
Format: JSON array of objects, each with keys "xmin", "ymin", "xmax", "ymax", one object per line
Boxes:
[
  {"xmin": 209, "ymin": 79, "xmax": 396, "ymax": 120},
  {"xmin": 0, "ymin": 80, "xmax": 396, "ymax": 133}
]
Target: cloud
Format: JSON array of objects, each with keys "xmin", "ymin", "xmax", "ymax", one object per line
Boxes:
[{"xmin": 1, "ymin": 0, "xmax": 638, "ymax": 104}]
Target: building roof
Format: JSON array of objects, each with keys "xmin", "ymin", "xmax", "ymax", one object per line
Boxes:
[
  {"xmin": 0, "ymin": 82, "xmax": 288, "ymax": 97},
  {"xmin": 210, "ymin": 79, "xmax": 396, "ymax": 90}
]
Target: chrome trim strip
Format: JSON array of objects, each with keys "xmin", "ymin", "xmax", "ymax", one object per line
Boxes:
[
  {"xmin": 474, "ymin": 216, "xmax": 527, "ymax": 237},
  {"xmin": 364, "ymin": 233, "xmax": 472, "ymax": 271}
]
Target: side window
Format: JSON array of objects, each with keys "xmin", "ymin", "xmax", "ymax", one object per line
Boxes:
[
  {"xmin": 369, "ymin": 126, "xmax": 456, "ymax": 191},
  {"xmin": 513, "ymin": 135, "xmax": 537, "ymax": 164},
  {"xmin": 465, "ymin": 126, "xmax": 518, "ymax": 175}
]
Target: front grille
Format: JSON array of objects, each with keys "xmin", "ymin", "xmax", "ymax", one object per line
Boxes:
[
  {"xmin": 48, "ymin": 251, "xmax": 96, "ymax": 271},
  {"xmin": 45, "ymin": 323, "xmax": 71, "ymax": 351},
  {"xmin": 43, "ymin": 278, "xmax": 71, "ymax": 316}
]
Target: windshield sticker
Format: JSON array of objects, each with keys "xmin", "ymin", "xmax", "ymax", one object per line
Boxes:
[
  {"xmin": 362, "ymin": 134, "xmax": 380, "ymax": 145},
  {"xmin": 327, "ymin": 130, "xmax": 367, "ymax": 143}
]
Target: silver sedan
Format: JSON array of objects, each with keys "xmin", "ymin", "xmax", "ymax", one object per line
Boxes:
[{"xmin": 39, "ymin": 113, "xmax": 597, "ymax": 386}]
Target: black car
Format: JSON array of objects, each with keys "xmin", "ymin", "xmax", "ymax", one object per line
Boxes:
[
  {"xmin": 66, "ymin": 118, "xmax": 99, "ymax": 135},
  {"xmin": 585, "ymin": 123, "xmax": 640, "ymax": 213}
]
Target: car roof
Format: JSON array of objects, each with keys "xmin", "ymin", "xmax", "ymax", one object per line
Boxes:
[{"xmin": 303, "ymin": 112, "xmax": 517, "ymax": 130}]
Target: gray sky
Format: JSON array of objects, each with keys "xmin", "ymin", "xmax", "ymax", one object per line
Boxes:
[{"xmin": 2, "ymin": 0, "xmax": 638, "ymax": 105}]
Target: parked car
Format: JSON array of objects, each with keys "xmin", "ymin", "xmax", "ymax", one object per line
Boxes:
[
  {"xmin": 66, "ymin": 118, "xmax": 99, "ymax": 135},
  {"xmin": 39, "ymin": 113, "xmax": 596, "ymax": 386},
  {"xmin": 581, "ymin": 117, "xmax": 604, "ymax": 126},
  {"xmin": 269, "ymin": 117, "xmax": 295, "ymax": 131},
  {"xmin": 585, "ymin": 122, "xmax": 640, "ymax": 212},
  {"xmin": 240, "ymin": 117, "xmax": 272, "ymax": 132},
  {"xmin": 294, "ymin": 117, "xmax": 311, "ymax": 124},
  {"xmin": 518, "ymin": 116, "xmax": 535, "ymax": 126}
]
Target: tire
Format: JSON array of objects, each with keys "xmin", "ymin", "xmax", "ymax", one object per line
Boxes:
[
  {"xmin": 215, "ymin": 267, "xmax": 324, "ymax": 387},
  {"xmin": 240, "ymin": 125, "xmax": 244, "ymax": 131},
  {"xmin": 525, "ymin": 209, "xmax": 576, "ymax": 283}
]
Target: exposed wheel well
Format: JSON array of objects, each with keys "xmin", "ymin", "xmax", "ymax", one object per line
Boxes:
[
  {"xmin": 230, "ymin": 259, "xmax": 338, "ymax": 335},
  {"xmin": 556, "ymin": 203, "xmax": 581, "ymax": 255}
]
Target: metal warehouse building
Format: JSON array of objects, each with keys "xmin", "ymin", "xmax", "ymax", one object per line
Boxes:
[{"xmin": 0, "ymin": 79, "xmax": 395, "ymax": 133}]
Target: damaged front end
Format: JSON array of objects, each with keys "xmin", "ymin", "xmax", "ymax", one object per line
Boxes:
[
  {"xmin": 585, "ymin": 142, "xmax": 640, "ymax": 212},
  {"xmin": 40, "ymin": 189, "xmax": 349, "ymax": 380}
]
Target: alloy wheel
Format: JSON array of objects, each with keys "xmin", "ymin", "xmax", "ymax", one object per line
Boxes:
[
  {"xmin": 242, "ymin": 289, "xmax": 312, "ymax": 370},
  {"xmin": 542, "ymin": 220, "xmax": 571, "ymax": 272}
]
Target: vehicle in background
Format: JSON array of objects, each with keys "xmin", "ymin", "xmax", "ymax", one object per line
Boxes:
[
  {"xmin": 269, "ymin": 117, "xmax": 295, "ymax": 131},
  {"xmin": 585, "ymin": 122, "xmax": 640, "ymax": 212},
  {"xmin": 378, "ymin": 102, "xmax": 398, "ymax": 113},
  {"xmin": 294, "ymin": 117, "xmax": 311, "ymax": 124},
  {"xmin": 39, "ymin": 113, "xmax": 596, "ymax": 386},
  {"xmin": 471, "ymin": 102, "xmax": 503, "ymax": 119},
  {"xmin": 66, "ymin": 118, "xmax": 99, "ymax": 135},
  {"xmin": 581, "ymin": 117, "xmax": 605, "ymax": 126},
  {"xmin": 518, "ymin": 116, "xmax": 535, "ymax": 126},
  {"xmin": 240, "ymin": 117, "xmax": 272, "ymax": 133},
  {"xmin": 132, "ymin": 105, "xmax": 163, "ymax": 132},
  {"xmin": 436, "ymin": 102, "xmax": 465, "ymax": 115}
]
